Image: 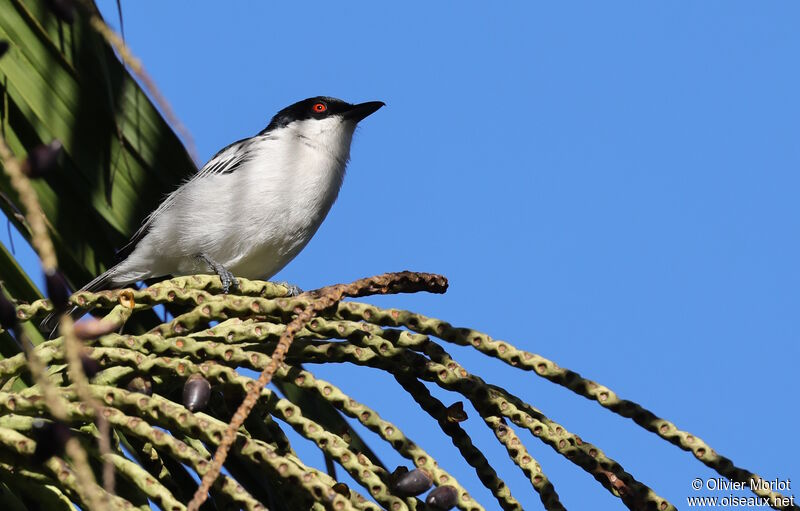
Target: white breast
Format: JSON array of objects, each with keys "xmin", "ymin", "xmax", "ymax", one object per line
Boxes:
[{"xmin": 157, "ymin": 116, "xmax": 356, "ymax": 279}]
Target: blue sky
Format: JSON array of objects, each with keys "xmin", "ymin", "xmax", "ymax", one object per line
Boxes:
[{"xmin": 6, "ymin": 1, "xmax": 799, "ymax": 509}]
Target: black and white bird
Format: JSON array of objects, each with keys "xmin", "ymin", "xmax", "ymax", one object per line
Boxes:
[{"xmin": 53, "ymin": 96, "xmax": 383, "ymax": 312}]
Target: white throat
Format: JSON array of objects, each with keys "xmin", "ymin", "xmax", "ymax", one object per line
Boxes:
[{"xmin": 285, "ymin": 116, "xmax": 357, "ymax": 166}]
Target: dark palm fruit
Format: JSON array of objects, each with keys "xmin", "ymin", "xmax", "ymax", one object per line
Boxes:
[
  {"xmin": 183, "ymin": 374, "xmax": 211, "ymax": 412},
  {"xmin": 126, "ymin": 376, "xmax": 153, "ymax": 396},
  {"xmin": 332, "ymin": 482, "xmax": 350, "ymax": 497},
  {"xmin": 31, "ymin": 419, "xmax": 72, "ymax": 463},
  {"xmin": 73, "ymin": 317, "xmax": 118, "ymax": 340},
  {"xmin": 0, "ymin": 290, "xmax": 18, "ymax": 332},
  {"xmin": 0, "ymin": 40, "xmax": 9, "ymax": 58},
  {"xmin": 445, "ymin": 401, "xmax": 467, "ymax": 423},
  {"xmin": 393, "ymin": 468, "xmax": 433, "ymax": 496},
  {"xmin": 45, "ymin": 0, "xmax": 75, "ymax": 24},
  {"xmin": 44, "ymin": 269, "xmax": 71, "ymax": 313},
  {"xmin": 24, "ymin": 140, "xmax": 63, "ymax": 178},
  {"xmin": 388, "ymin": 466, "xmax": 409, "ymax": 489},
  {"xmin": 79, "ymin": 353, "xmax": 100, "ymax": 379},
  {"xmin": 425, "ymin": 485, "xmax": 458, "ymax": 510}
]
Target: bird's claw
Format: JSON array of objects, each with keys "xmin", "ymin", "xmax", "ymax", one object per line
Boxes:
[
  {"xmin": 220, "ymin": 269, "xmax": 240, "ymax": 294},
  {"xmin": 197, "ymin": 253, "xmax": 239, "ymax": 294},
  {"xmin": 275, "ymin": 281, "xmax": 302, "ymax": 297}
]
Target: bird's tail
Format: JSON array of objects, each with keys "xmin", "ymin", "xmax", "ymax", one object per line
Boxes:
[{"xmin": 39, "ymin": 266, "xmax": 120, "ymax": 337}]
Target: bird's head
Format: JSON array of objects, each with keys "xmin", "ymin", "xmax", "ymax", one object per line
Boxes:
[{"xmin": 262, "ymin": 97, "xmax": 384, "ymax": 153}]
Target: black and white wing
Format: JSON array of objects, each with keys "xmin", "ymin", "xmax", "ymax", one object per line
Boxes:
[{"xmin": 194, "ymin": 136, "xmax": 262, "ymax": 179}]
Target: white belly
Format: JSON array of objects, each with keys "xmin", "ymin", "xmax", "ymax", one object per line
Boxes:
[
  {"xmin": 168, "ymin": 148, "xmax": 345, "ymax": 279},
  {"xmin": 111, "ymin": 121, "xmax": 352, "ymax": 286}
]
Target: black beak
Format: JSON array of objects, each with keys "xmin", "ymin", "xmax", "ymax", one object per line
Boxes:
[{"xmin": 344, "ymin": 101, "xmax": 385, "ymax": 122}]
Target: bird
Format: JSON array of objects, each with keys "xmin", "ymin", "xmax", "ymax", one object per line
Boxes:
[{"xmin": 42, "ymin": 96, "xmax": 383, "ymax": 331}]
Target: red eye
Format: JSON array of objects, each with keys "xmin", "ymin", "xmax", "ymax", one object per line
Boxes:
[{"xmin": 313, "ymin": 102, "xmax": 327, "ymax": 113}]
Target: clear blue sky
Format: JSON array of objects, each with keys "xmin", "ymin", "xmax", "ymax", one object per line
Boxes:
[{"xmin": 8, "ymin": 1, "xmax": 800, "ymax": 509}]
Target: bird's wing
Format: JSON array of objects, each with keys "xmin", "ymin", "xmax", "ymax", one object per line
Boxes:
[
  {"xmin": 116, "ymin": 136, "xmax": 265, "ymax": 259},
  {"xmin": 194, "ymin": 136, "xmax": 259, "ymax": 178}
]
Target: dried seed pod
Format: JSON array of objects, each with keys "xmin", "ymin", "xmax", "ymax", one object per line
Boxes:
[
  {"xmin": 426, "ymin": 485, "xmax": 458, "ymax": 510},
  {"xmin": 445, "ymin": 401, "xmax": 467, "ymax": 423},
  {"xmin": 0, "ymin": 41, "xmax": 9, "ymax": 59},
  {"xmin": 393, "ymin": 468, "xmax": 433, "ymax": 496},
  {"xmin": 118, "ymin": 289, "xmax": 136, "ymax": 309},
  {"xmin": 126, "ymin": 376, "xmax": 153, "ymax": 396},
  {"xmin": 332, "ymin": 482, "xmax": 350, "ymax": 498},
  {"xmin": 22, "ymin": 140, "xmax": 63, "ymax": 178},
  {"xmin": 183, "ymin": 374, "xmax": 211, "ymax": 412},
  {"xmin": 31, "ymin": 419, "xmax": 72, "ymax": 463},
  {"xmin": 0, "ymin": 290, "xmax": 18, "ymax": 332},
  {"xmin": 45, "ymin": 0, "xmax": 75, "ymax": 24},
  {"xmin": 44, "ymin": 269, "xmax": 71, "ymax": 313},
  {"xmin": 79, "ymin": 353, "xmax": 100, "ymax": 379}
]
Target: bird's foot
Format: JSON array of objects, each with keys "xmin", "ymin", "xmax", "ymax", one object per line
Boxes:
[
  {"xmin": 219, "ymin": 269, "xmax": 240, "ymax": 294},
  {"xmin": 274, "ymin": 281, "xmax": 303, "ymax": 297},
  {"xmin": 196, "ymin": 254, "xmax": 240, "ymax": 293}
]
